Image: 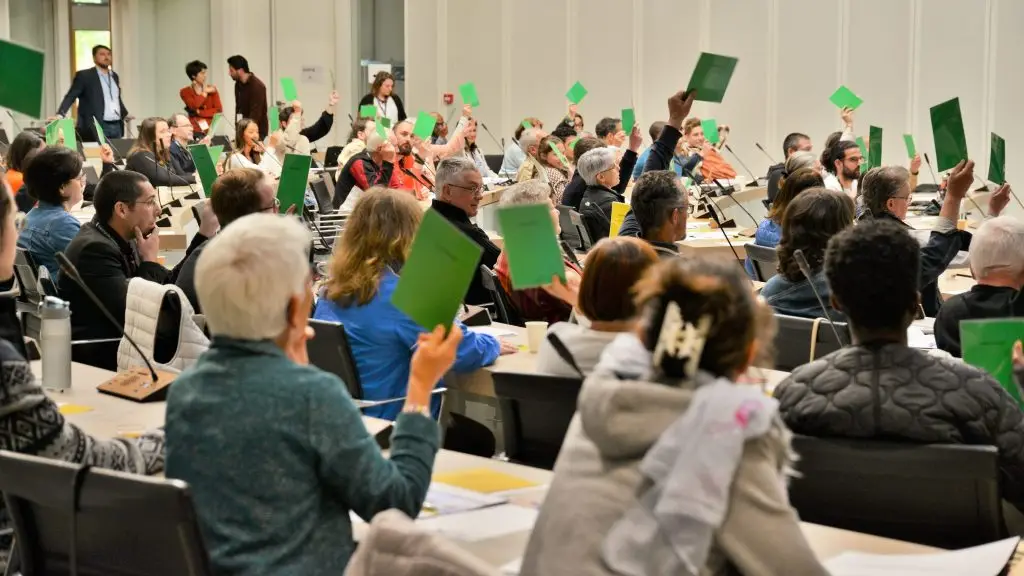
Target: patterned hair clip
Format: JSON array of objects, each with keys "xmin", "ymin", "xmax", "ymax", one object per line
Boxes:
[{"xmin": 652, "ymin": 301, "xmax": 711, "ymax": 378}]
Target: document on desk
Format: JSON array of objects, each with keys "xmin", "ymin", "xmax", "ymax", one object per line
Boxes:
[
  {"xmin": 823, "ymin": 536, "xmax": 1019, "ymax": 576},
  {"xmin": 421, "ymin": 483, "xmax": 508, "ymax": 517},
  {"xmin": 416, "ymin": 504, "xmax": 539, "ymax": 543},
  {"xmin": 469, "ymin": 326, "xmax": 518, "ymax": 339},
  {"xmin": 433, "ymin": 467, "xmax": 539, "ymax": 494}
]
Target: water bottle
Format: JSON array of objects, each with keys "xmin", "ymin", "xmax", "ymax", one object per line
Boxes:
[{"xmin": 39, "ymin": 296, "xmax": 72, "ymax": 392}]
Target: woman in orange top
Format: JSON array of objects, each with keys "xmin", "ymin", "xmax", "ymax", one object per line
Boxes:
[
  {"xmin": 4, "ymin": 131, "xmax": 45, "ymax": 209},
  {"xmin": 179, "ymin": 60, "xmax": 223, "ymax": 136}
]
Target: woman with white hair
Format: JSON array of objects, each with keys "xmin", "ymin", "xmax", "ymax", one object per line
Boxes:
[
  {"xmin": 332, "ymin": 128, "xmax": 399, "ymax": 210},
  {"xmin": 165, "ymin": 212, "xmax": 465, "ymax": 574},
  {"xmin": 784, "ymin": 150, "xmax": 820, "ymax": 175},
  {"xmin": 578, "ymin": 146, "xmax": 623, "ymax": 244}
]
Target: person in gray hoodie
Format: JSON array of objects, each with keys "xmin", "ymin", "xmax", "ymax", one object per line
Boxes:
[{"xmin": 521, "ymin": 256, "xmax": 828, "ymax": 575}]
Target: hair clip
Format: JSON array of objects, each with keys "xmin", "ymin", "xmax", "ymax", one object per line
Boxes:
[{"xmin": 652, "ymin": 300, "xmax": 711, "ymax": 378}]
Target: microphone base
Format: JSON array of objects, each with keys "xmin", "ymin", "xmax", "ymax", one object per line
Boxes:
[{"xmin": 97, "ymin": 366, "xmax": 178, "ymax": 403}]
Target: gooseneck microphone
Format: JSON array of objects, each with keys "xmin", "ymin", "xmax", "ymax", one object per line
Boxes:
[
  {"xmin": 923, "ymin": 153, "xmax": 939, "ymax": 185},
  {"xmin": 724, "ymin": 144, "xmax": 761, "ymax": 188},
  {"xmin": 55, "ymin": 252, "xmax": 160, "ymax": 384},
  {"xmin": 792, "ymin": 249, "xmax": 845, "ymax": 346},
  {"xmin": 755, "ymin": 142, "xmax": 779, "ymax": 165},
  {"xmin": 683, "ymin": 166, "xmax": 760, "ymax": 229},
  {"xmin": 479, "ymin": 122, "xmax": 506, "ymax": 154}
]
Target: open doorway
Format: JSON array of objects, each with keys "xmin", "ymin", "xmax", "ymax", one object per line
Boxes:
[{"xmin": 70, "ymin": 0, "xmax": 111, "ymax": 75}]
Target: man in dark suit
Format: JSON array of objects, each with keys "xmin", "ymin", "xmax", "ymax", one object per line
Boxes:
[{"xmin": 56, "ymin": 45, "xmax": 130, "ymax": 142}]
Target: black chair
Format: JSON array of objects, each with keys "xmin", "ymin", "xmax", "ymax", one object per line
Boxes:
[
  {"xmin": 568, "ymin": 209, "xmax": 593, "ymax": 252},
  {"xmin": 308, "ymin": 318, "xmax": 364, "ymax": 400},
  {"xmin": 772, "ymin": 313, "xmax": 848, "ymax": 371},
  {"xmin": 323, "ymin": 146, "xmax": 343, "ymax": 168},
  {"xmin": 14, "ymin": 248, "xmax": 45, "ymax": 340},
  {"xmin": 744, "ymin": 242, "xmax": 779, "ymax": 282},
  {"xmin": 479, "ymin": 265, "xmax": 523, "ymax": 327},
  {"xmin": 0, "ymin": 450, "xmax": 213, "ymax": 576},
  {"xmin": 208, "ymin": 135, "xmax": 230, "ymax": 150},
  {"xmin": 789, "ymin": 436, "xmax": 1004, "ymax": 549},
  {"xmin": 484, "ymin": 154, "xmax": 503, "ymax": 175},
  {"xmin": 493, "ymin": 371, "xmax": 583, "ymax": 470},
  {"xmin": 556, "ymin": 205, "xmax": 582, "ymax": 251},
  {"xmin": 311, "ymin": 175, "xmax": 335, "ymax": 215}
]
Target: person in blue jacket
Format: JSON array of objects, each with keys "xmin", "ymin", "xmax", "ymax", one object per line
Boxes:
[{"xmin": 313, "ymin": 187, "xmax": 515, "ymax": 420}]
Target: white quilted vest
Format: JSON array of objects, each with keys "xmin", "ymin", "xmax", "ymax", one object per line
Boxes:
[{"xmin": 116, "ymin": 278, "xmax": 209, "ymax": 373}]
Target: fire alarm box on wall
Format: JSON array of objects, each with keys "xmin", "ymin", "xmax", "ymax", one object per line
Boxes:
[{"xmin": 443, "ymin": 92, "xmax": 454, "ymax": 105}]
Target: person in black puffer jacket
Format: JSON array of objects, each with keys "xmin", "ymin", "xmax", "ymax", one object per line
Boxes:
[{"xmin": 774, "ymin": 219, "xmax": 1024, "ymax": 516}]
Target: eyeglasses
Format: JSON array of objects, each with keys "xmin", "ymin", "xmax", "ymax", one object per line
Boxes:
[
  {"xmin": 449, "ymin": 183, "xmax": 483, "ymax": 195},
  {"xmin": 262, "ymin": 197, "xmax": 281, "ymax": 212},
  {"xmin": 891, "ymin": 194, "xmax": 912, "ymax": 202}
]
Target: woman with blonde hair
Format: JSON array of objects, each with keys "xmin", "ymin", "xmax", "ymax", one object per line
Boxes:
[
  {"xmin": 313, "ymin": 187, "xmax": 514, "ymax": 420},
  {"xmin": 126, "ymin": 116, "xmax": 194, "ymax": 186}
]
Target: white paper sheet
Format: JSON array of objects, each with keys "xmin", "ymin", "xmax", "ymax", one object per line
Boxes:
[
  {"xmin": 906, "ymin": 326, "xmax": 936, "ymax": 350},
  {"xmin": 470, "ymin": 326, "xmax": 518, "ymax": 339},
  {"xmin": 422, "ymin": 483, "xmax": 508, "ymax": 517},
  {"xmin": 414, "ymin": 504, "xmax": 538, "ymax": 542},
  {"xmin": 823, "ymin": 536, "xmax": 1019, "ymax": 576}
]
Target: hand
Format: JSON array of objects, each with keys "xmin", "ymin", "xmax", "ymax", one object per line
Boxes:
[
  {"xmin": 46, "ymin": 115, "xmax": 60, "ymax": 123},
  {"xmin": 541, "ymin": 273, "xmax": 579, "ymax": 308},
  {"xmin": 125, "ymin": 115, "xmax": 136, "ymax": 123},
  {"xmin": 568, "ymin": 103, "xmax": 579, "ymax": 117},
  {"xmin": 910, "ymin": 153, "xmax": 922, "ymax": 174},
  {"xmin": 135, "ymin": 226, "xmax": 160, "ymax": 262},
  {"xmin": 56, "ymin": 128, "xmax": 65, "ymax": 148},
  {"xmin": 989, "ymin": 183, "xmax": 1012, "ymax": 217},
  {"xmin": 667, "ymin": 89, "xmax": 697, "ymax": 130},
  {"xmin": 328, "ymin": 90, "xmax": 340, "ymax": 107},
  {"xmin": 408, "ymin": 325, "xmax": 464, "ymax": 405},
  {"xmin": 840, "ymin": 106, "xmax": 854, "ymax": 128},
  {"xmin": 100, "ymin": 144, "xmax": 114, "ymax": 163},
  {"xmin": 198, "ymin": 201, "xmax": 220, "ymax": 237},
  {"xmin": 1014, "ymin": 340, "xmax": 1024, "ymax": 369},
  {"xmin": 945, "ymin": 159, "xmax": 975, "ymax": 200},
  {"xmin": 204, "ymin": 84, "xmax": 217, "ymax": 95},
  {"xmin": 701, "ymin": 141, "xmax": 715, "ymax": 156},
  {"xmin": 628, "ymin": 124, "xmax": 642, "ymax": 152},
  {"xmin": 285, "ymin": 203, "xmax": 298, "ymax": 216},
  {"xmin": 498, "ymin": 339, "xmax": 519, "ymax": 355},
  {"xmin": 380, "ymin": 141, "xmax": 396, "ymax": 163},
  {"xmin": 462, "ymin": 104, "xmax": 473, "ymax": 118},
  {"xmin": 200, "ymin": 135, "xmax": 212, "ymax": 146},
  {"xmin": 267, "ymin": 132, "xmax": 282, "ymax": 150}
]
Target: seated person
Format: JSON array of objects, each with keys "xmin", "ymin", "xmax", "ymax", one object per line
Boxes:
[
  {"xmin": 166, "ymin": 213, "xmax": 459, "ymax": 574},
  {"xmin": 594, "ymin": 117, "xmax": 626, "ymax": 148},
  {"xmin": 495, "ymin": 181, "xmax": 584, "ymax": 324},
  {"xmin": 523, "ymin": 256, "xmax": 828, "ymax": 575},
  {"xmin": 58, "ymin": 171, "xmax": 212, "ymax": 369},
  {"xmin": 291, "ymin": 91, "xmax": 339, "ymax": 146},
  {"xmin": 18, "ymin": 148, "xmax": 86, "ymax": 278},
  {"xmin": 538, "ymin": 135, "xmax": 571, "ymax": 204},
  {"xmin": 501, "ymin": 117, "xmax": 541, "ymax": 177},
  {"xmin": 560, "ymin": 136, "xmax": 604, "ymax": 210},
  {"xmin": 766, "ymin": 132, "xmax": 812, "ymax": 204},
  {"xmin": 333, "ymin": 129, "xmax": 400, "ymax": 210},
  {"xmin": 431, "ymin": 157, "xmax": 499, "ymax": 306},
  {"xmin": 620, "ymin": 170, "xmax": 689, "ymax": 258},
  {"xmin": 270, "ymin": 106, "xmax": 312, "ymax": 165},
  {"xmin": 339, "ymin": 117, "xmax": 374, "ymax": 168},
  {"xmin": 167, "ymin": 112, "xmax": 198, "ymax": 177},
  {"xmin": 0, "ymin": 176, "xmax": 163, "ymax": 573},
  {"xmin": 5, "ymin": 131, "xmax": 45, "ymax": 212},
  {"xmin": 227, "ymin": 118, "xmax": 280, "ymax": 177},
  {"xmin": 760, "ymin": 188, "xmax": 853, "ymax": 319},
  {"xmin": 744, "ymin": 168, "xmax": 823, "ymax": 277},
  {"xmin": 536, "ymin": 237, "xmax": 658, "ymax": 376},
  {"xmin": 313, "ymin": 188, "xmax": 513, "ymax": 419},
  {"xmin": 176, "ymin": 168, "xmax": 275, "ymax": 312},
  {"xmin": 578, "ymin": 147, "xmax": 624, "ymax": 244},
  {"xmin": 774, "ymin": 219, "xmax": 1024, "ymax": 517},
  {"xmin": 935, "ymin": 216, "xmax": 1024, "ymax": 357},
  {"xmin": 126, "ymin": 117, "xmax": 196, "ymax": 186},
  {"xmin": 515, "ymin": 128, "xmax": 547, "ymax": 183}
]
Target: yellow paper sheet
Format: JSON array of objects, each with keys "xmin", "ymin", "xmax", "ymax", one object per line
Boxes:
[
  {"xmin": 609, "ymin": 201, "xmax": 630, "ymax": 238},
  {"xmin": 432, "ymin": 468, "xmax": 538, "ymax": 494},
  {"xmin": 57, "ymin": 403, "xmax": 93, "ymax": 415}
]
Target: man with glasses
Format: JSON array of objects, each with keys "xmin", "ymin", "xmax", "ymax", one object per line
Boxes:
[
  {"xmin": 433, "ymin": 157, "xmax": 500, "ymax": 305},
  {"xmin": 627, "ymin": 171, "xmax": 689, "ymax": 259},
  {"xmin": 168, "ymin": 112, "xmax": 202, "ymax": 178},
  {"xmin": 60, "ymin": 170, "xmax": 216, "ymax": 369}
]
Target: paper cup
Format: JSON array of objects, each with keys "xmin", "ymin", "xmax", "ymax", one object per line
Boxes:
[{"xmin": 525, "ymin": 322, "xmax": 548, "ymax": 353}]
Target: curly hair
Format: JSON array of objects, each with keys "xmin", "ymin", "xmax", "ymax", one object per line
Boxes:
[{"xmin": 776, "ymin": 188, "xmax": 854, "ymax": 282}]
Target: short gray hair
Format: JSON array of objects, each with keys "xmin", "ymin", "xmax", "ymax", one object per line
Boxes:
[
  {"xmin": 576, "ymin": 147, "xmax": 618, "ymax": 186},
  {"xmin": 785, "ymin": 150, "xmax": 816, "ymax": 174},
  {"xmin": 519, "ymin": 128, "xmax": 543, "ymax": 154},
  {"xmin": 196, "ymin": 213, "xmax": 312, "ymax": 340},
  {"xmin": 970, "ymin": 215, "xmax": 1024, "ymax": 279},
  {"xmin": 435, "ymin": 156, "xmax": 478, "ymax": 189},
  {"xmin": 860, "ymin": 165, "xmax": 910, "ymax": 216},
  {"xmin": 500, "ymin": 180, "xmax": 552, "ymax": 207},
  {"xmin": 366, "ymin": 129, "xmax": 388, "ymax": 152}
]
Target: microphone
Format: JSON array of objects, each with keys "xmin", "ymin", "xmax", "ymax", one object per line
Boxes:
[
  {"xmin": 6, "ymin": 110, "xmax": 24, "ymax": 134},
  {"xmin": 755, "ymin": 142, "xmax": 779, "ymax": 165},
  {"xmin": 923, "ymin": 153, "xmax": 939, "ymax": 185},
  {"xmin": 724, "ymin": 144, "xmax": 761, "ymax": 188},
  {"xmin": 479, "ymin": 122, "xmax": 505, "ymax": 154},
  {"xmin": 398, "ymin": 162, "xmax": 434, "ymax": 191},
  {"xmin": 55, "ymin": 251, "xmax": 160, "ymax": 384},
  {"xmin": 702, "ymin": 198, "xmax": 742, "ymax": 262},
  {"xmin": 560, "ymin": 240, "xmax": 582, "ymax": 269},
  {"xmin": 792, "ymin": 248, "xmax": 845, "ymax": 346},
  {"xmin": 683, "ymin": 165, "xmax": 759, "ymax": 228},
  {"xmin": 141, "ymin": 151, "xmax": 200, "ymax": 200}
]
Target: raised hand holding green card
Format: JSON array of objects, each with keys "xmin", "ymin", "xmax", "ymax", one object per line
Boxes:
[
  {"xmin": 566, "ymin": 81, "xmax": 588, "ymax": 105},
  {"xmin": 280, "ymin": 77, "xmax": 298, "ymax": 102},
  {"xmin": 391, "ymin": 209, "xmax": 484, "ymax": 333},
  {"xmin": 686, "ymin": 52, "xmax": 739, "ymax": 103},
  {"xmin": 829, "ymin": 85, "xmax": 863, "ymax": 110},
  {"xmin": 413, "ymin": 111, "xmax": 437, "ymax": 140},
  {"xmin": 92, "ymin": 118, "xmax": 107, "ymax": 146},
  {"xmin": 622, "ymin": 108, "xmax": 636, "ymax": 135},
  {"xmin": 702, "ymin": 119, "xmax": 720, "ymax": 144},
  {"xmin": 868, "ymin": 125, "xmax": 883, "ymax": 169},
  {"xmin": 496, "ymin": 203, "xmax": 565, "ymax": 290},
  {"xmin": 548, "ymin": 141, "xmax": 570, "ymax": 169},
  {"xmin": 0, "ymin": 39, "xmax": 44, "ymax": 118},
  {"xmin": 930, "ymin": 97, "xmax": 968, "ymax": 172},
  {"xmin": 188, "ymin": 144, "xmax": 219, "ymax": 196},
  {"xmin": 459, "ymin": 82, "xmax": 480, "ymax": 108},
  {"xmin": 989, "ymin": 133, "xmax": 1006, "ymax": 185},
  {"xmin": 903, "ymin": 134, "xmax": 917, "ymax": 158},
  {"xmin": 961, "ymin": 319, "xmax": 1024, "ymax": 407},
  {"xmin": 277, "ymin": 154, "xmax": 312, "ymax": 214}
]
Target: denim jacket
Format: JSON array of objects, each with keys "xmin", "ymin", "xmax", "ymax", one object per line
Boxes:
[
  {"xmin": 760, "ymin": 269, "xmax": 846, "ymax": 321},
  {"xmin": 18, "ymin": 201, "xmax": 81, "ymax": 278}
]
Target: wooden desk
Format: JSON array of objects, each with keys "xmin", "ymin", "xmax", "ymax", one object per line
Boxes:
[
  {"xmin": 676, "ymin": 236, "xmax": 749, "ymax": 260},
  {"xmin": 939, "ymin": 271, "xmax": 976, "ymax": 300}
]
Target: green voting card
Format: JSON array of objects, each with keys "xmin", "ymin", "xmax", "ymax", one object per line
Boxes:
[
  {"xmin": 188, "ymin": 144, "xmax": 219, "ymax": 197},
  {"xmin": 459, "ymin": 82, "xmax": 480, "ymax": 107},
  {"xmin": 391, "ymin": 209, "xmax": 483, "ymax": 332},
  {"xmin": 829, "ymin": 85, "xmax": 863, "ymax": 110},
  {"xmin": 208, "ymin": 145, "xmax": 224, "ymax": 164},
  {"xmin": 566, "ymin": 81, "xmax": 588, "ymax": 105},
  {"xmin": 521, "ymin": 120, "xmax": 533, "ymax": 131},
  {"xmin": 547, "ymin": 140, "xmax": 570, "ymax": 169},
  {"xmin": 209, "ymin": 113, "xmax": 223, "ymax": 136},
  {"xmin": 903, "ymin": 134, "xmax": 917, "ymax": 159},
  {"xmin": 280, "ymin": 77, "xmax": 298, "ymax": 102},
  {"xmin": 702, "ymin": 118, "xmax": 720, "ymax": 144},
  {"xmin": 868, "ymin": 125, "xmax": 882, "ymax": 169},
  {"xmin": 277, "ymin": 153, "xmax": 311, "ymax": 213},
  {"xmin": 930, "ymin": 97, "xmax": 968, "ymax": 172},
  {"xmin": 412, "ymin": 111, "xmax": 437, "ymax": 140},
  {"xmin": 687, "ymin": 52, "xmax": 739, "ymax": 103},
  {"xmin": 989, "ymin": 133, "xmax": 1006, "ymax": 185},
  {"xmin": 621, "ymin": 108, "xmax": 636, "ymax": 135},
  {"xmin": 0, "ymin": 39, "xmax": 44, "ymax": 118},
  {"xmin": 375, "ymin": 121, "xmax": 388, "ymax": 140},
  {"xmin": 92, "ymin": 117, "xmax": 107, "ymax": 146},
  {"xmin": 45, "ymin": 118, "xmax": 75, "ymax": 150},
  {"xmin": 855, "ymin": 137, "xmax": 868, "ymax": 174},
  {"xmin": 961, "ymin": 319, "xmax": 1024, "ymax": 408},
  {"xmin": 496, "ymin": 203, "xmax": 565, "ymax": 290},
  {"xmin": 269, "ymin": 106, "xmax": 279, "ymax": 128},
  {"xmin": 380, "ymin": 117, "xmax": 391, "ymax": 129},
  {"xmin": 360, "ymin": 104, "xmax": 377, "ymax": 118}
]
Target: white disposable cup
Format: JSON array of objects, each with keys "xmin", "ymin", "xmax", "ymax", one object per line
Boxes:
[{"xmin": 525, "ymin": 321, "xmax": 549, "ymax": 353}]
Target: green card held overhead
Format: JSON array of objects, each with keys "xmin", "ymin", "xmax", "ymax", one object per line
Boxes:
[
  {"xmin": 566, "ymin": 81, "xmax": 588, "ymax": 105},
  {"xmin": 961, "ymin": 319, "xmax": 1024, "ymax": 408},
  {"xmin": 547, "ymin": 140, "xmax": 570, "ymax": 169},
  {"xmin": 868, "ymin": 125, "xmax": 883, "ymax": 169},
  {"xmin": 412, "ymin": 111, "xmax": 437, "ymax": 140},
  {"xmin": 903, "ymin": 134, "xmax": 917, "ymax": 158},
  {"xmin": 391, "ymin": 209, "xmax": 483, "ymax": 332},
  {"xmin": 687, "ymin": 52, "xmax": 739, "ymax": 103},
  {"xmin": 188, "ymin": 144, "xmax": 219, "ymax": 196},
  {"xmin": 92, "ymin": 117, "xmax": 107, "ymax": 146},
  {"xmin": 380, "ymin": 117, "xmax": 391, "ymax": 129},
  {"xmin": 209, "ymin": 113, "xmax": 223, "ymax": 135},
  {"xmin": 280, "ymin": 77, "xmax": 298, "ymax": 102},
  {"xmin": 359, "ymin": 104, "xmax": 377, "ymax": 118},
  {"xmin": 855, "ymin": 137, "xmax": 868, "ymax": 174},
  {"xmin": 930, "ymin": 97, "xmax": 968, "ymax": 172},
  {"xmin": 0, "ymin": 39, "xmax": 45, "ymax": 118},
  {"xmin": 496, "ymin": 203, "xmax": 565, "ymax": 290},
  {"xmin": 269, "ymin": 106, "xmax": 279, "ymax": 128},
  {"xmin": 459, "ymin": 82, "xmax": 480, "ymax": 107},
  {"xmin": 522, "ymin": 120, "xmax": 533, "ymax": 131},
  {"xmin": 702, "ymin": 118, "xmax": 720, "ymax": 144},
  {"xmin": 829, "ymin": 85, "xmax": 863, "ymax": 110},
  {"xmin": 989, "ymin": 132, "xmax": 1006, "ymax": 185},
  {"xmin": 277, "ymin": 153, "xmax": 312, "ymax": 214},
  {"xmin": 609, "ymin": 202, "xmax": 630, "ymax": 239},
  {"xmin": 621, "ymin": 108, "xmax": 636, "ymax": 135}
]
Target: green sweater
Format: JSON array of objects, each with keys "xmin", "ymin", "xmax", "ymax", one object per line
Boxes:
[{"xmin": 165, "ymin": 337, "xmax": 440, "ymax": 575}]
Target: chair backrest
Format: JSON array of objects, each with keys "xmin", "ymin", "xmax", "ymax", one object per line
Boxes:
[
  {"xmin": 555, "ymin": 205, "xmax": 582, "ymax": 251},
  {"xmin": 308, "ymin": 318, "xmax": 364, "ymax": 399},
  {"xmin": 744, "ymin": 242, "xmax": 779, "ymax": 282},
  {"xmin": 311, "ymin": 175, "xmax": 334, "ymax": 214},
  {"xmin": 0, "ymin": 450, "xmax": 213, "ymax": 576},
  {"xmin": 14, "ymin": 248, "xmax": 43, "ymax": 306},
  {"xmin": 109, "ymin": 138, "xmax": 135, "ymax": 160},
  {"xmin": 492, "ymin": 371, "xmax": 583, "ymax": 470},
  {"xmin": 323, "ymin": 145, "xmax": 343, "ymax": 168},
  {"xmin": 484, "ymin": 154, "xmax": 503, "ymax": 175},
  {"xmin": 478, "ymin": 265, "xmax": 523, "ymax": 327},
  {"xmin": 772, "ymin": 313, "xmax": 848, "ymax": 371},
  {"xmin": 83, "ymin": 166, "xmax": 100, "ymax": 186},
  {"xmin": 567, "ymin": 209, "xmax": 592, "ymax": 251},
  {"xmin": 789, "ymin": 436, "xmax": 1004, "ymax": 549}
]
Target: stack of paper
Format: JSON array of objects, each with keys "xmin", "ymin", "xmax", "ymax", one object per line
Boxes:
[
  {"xmin": 421, "ymin": 483, "xmax": 508, "ymax": 517},
  {"xmin": 432, "ymin": 467, "xmax": 539, "ymax": 494},
  {"xmin": 823, "ymin": 536, "xmax": 1019, "ymax": 576}
]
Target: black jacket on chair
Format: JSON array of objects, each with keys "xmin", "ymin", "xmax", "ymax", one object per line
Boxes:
[
  {"xmin": 57, "ymin": 68, "xmax": 128, "ymax": 142},
  {"xmin": 562, "ymin": 149, "xmax": 638, "ymax": 211},
  {"xmin": 580, "ymin": 184, "xmax": 623, "ymax": 245}
]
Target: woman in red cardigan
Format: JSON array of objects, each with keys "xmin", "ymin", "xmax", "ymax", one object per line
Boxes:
[{"xmin": 179, "ymin": 60, "xmax": 223, "ymax": 136}]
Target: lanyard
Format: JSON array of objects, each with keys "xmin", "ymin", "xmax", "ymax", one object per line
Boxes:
[
  {"xmin": 377, "ymin": 97, "xmax": 389, "ymax": 116},
  {"xmin": 99, "ymin": 72, "xmax": 118, "ymax": 110}
]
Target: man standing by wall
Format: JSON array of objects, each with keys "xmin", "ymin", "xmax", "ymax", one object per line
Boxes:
[
  {"xmin": 227, "ymin": 55, "xmax": 269, "ymax": 139},
  {"xmin": 56, "ymin": 45, "xmax": 130, "ymax": 142}
]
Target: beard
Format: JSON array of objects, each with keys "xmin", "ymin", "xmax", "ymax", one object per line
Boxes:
[
  {"xmin": 398, "ymin": 142, "xmax": 413, "ymax": 156},
  {"xmin": 842, "ymin": 165, "xmax": 860, "ymax": 180}
]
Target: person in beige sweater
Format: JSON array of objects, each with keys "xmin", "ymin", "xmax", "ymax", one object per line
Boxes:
[{"xmin": 521, "ymin": 256, "xmax": 828, "ymax": 576}]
